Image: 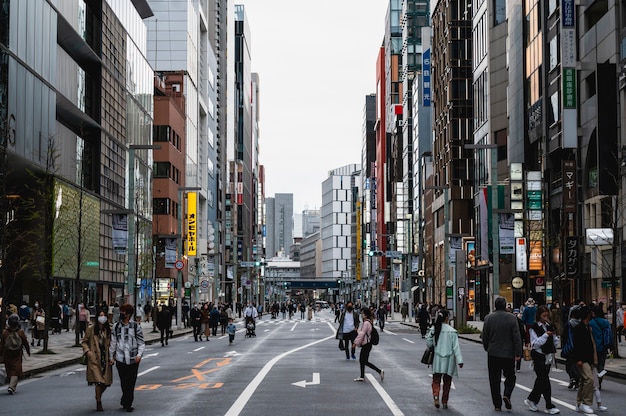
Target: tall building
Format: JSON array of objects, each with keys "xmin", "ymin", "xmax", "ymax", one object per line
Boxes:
[
  {"xmin": 265, "ymin": 194, "xmax": 294, "ymax": 258},
  {"xmin": 0, "ymin": 0, "xmax": 154, "ymax": 307},
  {"xmin": 302, "ymin": 209, "xmax": 321, "ymax": 238},
  {"xmin": 146, "ymin": 0, "xmax": 221, "ymax": 303},
  {"xmin": 321, "ymin": 164, "xmax": 360, "ymax": 301}
]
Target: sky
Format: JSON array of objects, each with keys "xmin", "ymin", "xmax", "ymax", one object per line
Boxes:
[{"xmin": 235, "ymin": 0, "xmax": 389, "ymax": 214}]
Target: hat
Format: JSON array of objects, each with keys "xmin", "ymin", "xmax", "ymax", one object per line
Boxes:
[{"xmin": 8, "ymin": 314, "xmax": 19, "ymax": 328}]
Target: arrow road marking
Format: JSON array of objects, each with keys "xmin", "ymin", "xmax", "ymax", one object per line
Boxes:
[
  {"xmin": 224, "ymin": 351, "xmax": 241, "ymax": 357},
  {"xmin": 291, "ymin": 372, "xmax": 320, "ymax": 388}
]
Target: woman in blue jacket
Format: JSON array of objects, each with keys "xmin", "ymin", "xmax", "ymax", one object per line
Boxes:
[{"xmin": 426, "ymin": 309, "xmax": 463, "ymax": 409}]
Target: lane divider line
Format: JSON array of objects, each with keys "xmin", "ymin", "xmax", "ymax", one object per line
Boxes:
[
  {"xmin": 365, "ymin": 373, "xmax": 405, "ymax": 416},
  {"xmin": 137, "ymin": 366, "xmax": 160, "ymax": 377}
]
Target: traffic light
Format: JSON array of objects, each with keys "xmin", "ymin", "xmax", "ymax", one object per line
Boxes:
[{"xmin": 368, "ymin": 250, "xmax": 384, "ymax": 257}]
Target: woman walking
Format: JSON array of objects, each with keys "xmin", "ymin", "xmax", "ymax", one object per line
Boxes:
[
  {"xmin": 524, "ymin": 305, "xmax": 560, "ymax": 414},
  {"xmin": 30, "ymin": 301, "xmax": 46, "ymax": 347},
  {"xmin": 1, "ymin": 314, "xmax": 30, "ymax": 394},
  {"xmin": 426, "ymin": 309, "xmax": 463, "ymax": 409},
  {"xmin": 352, "ymin": 308, "xmax": 384, "ymax": 382},
  {"xmin": 82, "ymin": 310, "xmax": 113, "ymax": 411}
]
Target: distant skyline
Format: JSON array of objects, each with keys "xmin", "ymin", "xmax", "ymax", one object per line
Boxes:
[{"xmin": 235, "ymin": 1, "xmax": 388, "ymax": 213}]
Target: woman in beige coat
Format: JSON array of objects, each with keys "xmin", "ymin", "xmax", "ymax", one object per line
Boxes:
[{"xmin": 82, "ymin": 310, "xmax": 113, "ymax": 411}]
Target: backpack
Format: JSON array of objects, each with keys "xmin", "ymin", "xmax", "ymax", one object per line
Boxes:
[
  {"xmin": 602, "ymin": 324, "xmax": 614, "ymax": 352},
  {"xmin": 560, "ymin": 323, "xmax": 574, "ymax": 358},
  {"xmin": 4, "ymin": 330, "xmax": 23, "ymax": 353},
  {"xmin": 370, "ymin": 326, "xmax": 380, "ymax": 345}
]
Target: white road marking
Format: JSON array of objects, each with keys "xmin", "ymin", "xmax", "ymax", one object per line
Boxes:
[
  {"xmin": 137, "ymin": 366, "xmax": 160, "ymax": 377},
  {"xmin": 193, "ymin": 346, "xmax": 205, "ymax": 352},
  {"xmin": 143, "ymin": 352, "xmax": 159, "ymax": 358},
  {"xmin": 224, "ymin": 334, "xmax": 334, "ymax": 416},
  {"xmin": 290, "ymin": 322, "xmax": 298, "ymax": 331},
  {"xmin": 291, "ymin": 372, "xmax": 320, "ymax": 388},
  {"xmin": 365, "ymin": 373, "xmax": 405, "ymax": 416},
  {"xmin": 383, "ymin": 329, "xmax": 397, "ymax": 335},
  {"xmin": 402, "ymin": 338, "xmax": 415, "ymax": 344}
]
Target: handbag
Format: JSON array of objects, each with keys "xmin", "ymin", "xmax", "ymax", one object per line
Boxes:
[
  {"xmin": 421, "ymin": 346, "xmax": 434, "ymax": 365},
  {"xmin": 36, "ymin": 315, "xmax": 45, "ymax": 325},
  {"xmin": 79, "ymin": 353, "xmax": 88, "ymax": 365},
  {"xmin": 523, "ymin": 347, "xmax": 533, "ymax": 361}
]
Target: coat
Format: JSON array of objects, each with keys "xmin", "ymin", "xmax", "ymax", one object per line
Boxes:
[
  {"xmin": 426, "ymin": 323, "xmax": 463, "ymax": 377},
  {"xmin": 81, "ymin": 324, "xmax": 113, "ymax": 386},
  {"xmin": 1, "ymin": 328, "xmax": 30, "ymax": 377},
  {"xmin": 156, "ymin": 308, "xmax": 172, "ymax": 330}
]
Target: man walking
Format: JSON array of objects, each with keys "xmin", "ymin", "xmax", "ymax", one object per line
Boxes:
[
  {"xmin": 156, "ymin": 304, "xmax": 172, "ymax": 346},
  {"xmin": 481, "ymin": 296, "xmax": 523, "ymax": 411},
  {"xmin": 337, "ymin": 301, "xmax": 360, "ymax": 360},
  {"xmin": 190, "ymin": 303, "xmax": 202, "ymax": 342},
  {"xmin": 571, "ymin": 306, "xmax": 596, "ymax": 414}
]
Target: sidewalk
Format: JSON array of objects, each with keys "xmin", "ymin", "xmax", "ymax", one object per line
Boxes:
[
  {"xmin": 12, "ymin": 320, "xmax": 194, "ymax": 380},
  {"xmin": 397, "ymin": 318, "xmax": 626, "ymax": 380}
]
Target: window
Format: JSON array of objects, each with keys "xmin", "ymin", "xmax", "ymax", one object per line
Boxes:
[
  {"xmin": 493, "ymin": 0, "xmax": 506, "ymax": 25},
  {"xmin": 153, "ymin": 198, "xmax": 170, "ymax": 215},
  {"xmin": 154, "ymin": 125, "xmax": 170, "ymax": 142},
  {"xmin": 153, "ymin": 162, "xmax": 170, "ymax": 178}
]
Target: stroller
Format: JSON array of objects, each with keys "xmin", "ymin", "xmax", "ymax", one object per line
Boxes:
[{"xmin": 245, "ymin": 316, "xmax": 256, "ymax": 337}]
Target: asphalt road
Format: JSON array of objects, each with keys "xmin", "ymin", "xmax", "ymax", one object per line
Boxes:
[{"xmin": 3, "ymin": 310, "xmax": 624, "ymax": 415}]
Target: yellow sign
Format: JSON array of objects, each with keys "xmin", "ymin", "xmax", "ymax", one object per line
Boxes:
[{"xmin": 187, "ymin": 192, "xmax": 197, "ymax": 256}]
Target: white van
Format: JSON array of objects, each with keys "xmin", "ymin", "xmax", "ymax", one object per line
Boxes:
[{"xmin": 315, "ymin": 300, "xmax": 329, "ymax": 310}]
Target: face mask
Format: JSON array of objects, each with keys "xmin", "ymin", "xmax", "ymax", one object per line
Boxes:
[
  {"xmin": 98, "ymin": 316, "xmax": 108, "ymax": 324},
  {"xmin": 346, "ymin": 306, "xmax": 353, "ymax": 311},
  {"xmin": 35, "ymin": 303, "xmax": 39, "ymax": 308}
]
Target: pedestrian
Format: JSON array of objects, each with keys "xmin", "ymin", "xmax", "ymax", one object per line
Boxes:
[
  {"xmin": 550, "ymin": 301, "xmax": 563, "ymax": 339},
  {"xmin": 79, "ymin": 303, "xmax": 91, "ymax": 338},
  {"xmin": 135, "ymin": 304, "xmax": 144, "ymax": 323},
  {"xmin": 616, "ymin": 303, "xmax": 625, "ymax": 345},
  {"xmin": 17, "ymin": 301, "xmax": 31, "ymax": 335},
  {"xmin": 571, "ymin": 305, "xmax": 597, "ymax": 414},
  {"xmin": 400, "ymin": 302, "xmax": 408, "ymax": 322},
  {"xmin": 219, "ymin": 307, "xmax": 228, "ymax": 336},
  {"xmin": 244, "ymin": 302, "xmax": 257, "ymax": 333},
  {"xmin": 337, "ymin": 301, "xmax": 360, "ymax": 360},
  {"xmin": 109, "ymin": 304, "xmax": 145, "ymax": 412},
  {"xmin": 300, "ymin": 302, "xmax": 306, "ymax": 320},
  {"xmin": 1, "ymin": 314, "xmax": 30, "ymax": 395},
  {"xmin": 30, "ymin": 301, "xmax": 46, "ymax": 347},
  {"xmin": 200, "ymin": 303, "xmax": 211, "ymax": 341},
  {"xmin": 82, "ymin": 310, "xmax": 113, "ymax": 411},
  {"xmin": 210, "ymin": 305, "xmax": 220, "ymax": 336},
  {"xmin": 588, "ymin": 306, "xmax": 610, "ymax": 411},
  {"xmin": 481, "ymin": 296, "xmax": 523, "ymax": 411},
  {"xmin": 143, "ymin": 303, "xmax": 152, "ymax": 324},
  {"xmin": 524, "ymin": 305, "xmax": 561, "ymax": 414},
  {"xmin": 521, "ymin": 298, "xmax": 537, "ymax": 343},
  {"xmin": 190, "ymin": 303, "xmax": 202, "ymax": 341},
  {"xmin": 307, "ymin": 303, "xmax": 313, "ymax": 320},
  {"xmin": 112, "ymin": 302, "xmax": 120, "ymax": 323},
  {"xmin": 181, "ymin": 301, "xmax": 190, "ymax": 328},
  {"xmin": 418, "ymin": 304, "xmax": 430, "ymax": 338},
  {"xmin": 513, "ymin": 309, "xmax": 526, "ymax": 372},
  {"xmin": 426, "ymin": 309, "xmax": 463, "ymax": 409},
  {"xmin": 377, "ymin": 303, "xmax": 386, "ymax": 331},
  {"xmin": 352, "ymin": 307, "xmax": 384, "ymax": 382},
  {"xmin": 156, "ymin": 304, "xmax": 172, "ymax": 346},
  {"xmin": 226, "ymin": 318, "xmax": 236, "ymax": 345}
]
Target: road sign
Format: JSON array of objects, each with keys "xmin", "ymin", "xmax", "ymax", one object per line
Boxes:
[
  {"xmin": 386, "ymin": 250, "xmax": 402, "ymax": 258},
  {"xmin": 175, "ymin": 260, "xmax": 184, "ymax": 270},
  {"xmin": 240, "ymin": 261, "xmax": 256, "ymax": 267},
  {"xmin": 200, "ymin": 280, "xmax": 209, "ymax": 289}
]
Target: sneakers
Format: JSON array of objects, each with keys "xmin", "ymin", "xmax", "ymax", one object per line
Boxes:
[
  {"xmin": 7, "ymin": 387, "xmax": 15, "ymax": 395},
  {"xmin": 576, "ymin": 403, "xmax": 594, "ymax": 414},
  {"xmin": 353, "ymin": 377, "xmax": 365, "ymax": 382},
  {"xmin": 597, "ymin": 405, "xmax": 608, "ymax": 412},
  {"xmin": 380, "ymin": 369, "xmax": 385, "ymax": 382},
  {"xmin": 434, "ymin": 396, "xmax": 440, "ymax": 409},
  {"xmin": 503, "ymin": 396, "xmax": 512, "ymax": 410},
  {"xmin": 524, "ymin": 399, "xmax": 538, "ymax": 412},
  {"xmin": 544, "ymin": 408, "xmax": 560, "ymax": 414},
  {"xmin": 351, "ymin": 354, "xmax": 356, "ymax": 360}
]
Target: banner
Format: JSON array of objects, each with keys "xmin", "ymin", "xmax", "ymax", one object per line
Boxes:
[
  {"xmin": 529, "ymin": 240, "xmax": 543, "ymax": 271},
  {"xmin": 165, "ymin": 238, "xmax": 177, "ymax": 268},
  {"xmin": 112, "ymin": 214, "xmax": 128, "ymax": 255},
  {"xmin": 187, "ymin": 192, "xmax": 197, "ymax": 256},
  {"xmin": 499, "ymin": 213, "xmax": 515, "ymax": 254},
  {"xmin": 516, "ymin": 237, "xmax": 528, "ymax": 272}
]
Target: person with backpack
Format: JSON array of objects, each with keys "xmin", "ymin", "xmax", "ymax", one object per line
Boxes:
[
  {"xmin": 523, "ymin": 305, "xmax": 561, "ymax": 414},
  {"xmin": 0, "ymin": 314, "xmax": 30, "ymax": 394},
  {"xmin": 109, "ymin": 304, "xmax": 145, "ymax": 412},
  {"xmin": 426, "ymin": 309, "xmax": 463, "ymax": 409},
  {"xmin": 17, "ymin": 301, "xmax": 31, "ymax": 335},
  {"xmin": 352, "ymin": 307, "xmax": 384, "ymax": 383}
]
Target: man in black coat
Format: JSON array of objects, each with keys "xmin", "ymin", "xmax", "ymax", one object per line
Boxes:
[
  {"xmin": 571, "ymin": 306, "xmax": 595, "ymax": 414},
  {"xmin": 156, "ymin": 304, "xmax": 172, "ymax": 346},
  {"xmin": 481, "ymin": 296, "xmax": 523, "ymax": 411},
  {"xmin": 189, "ymin": 303, "xmax": 202, "ymax": 341}
]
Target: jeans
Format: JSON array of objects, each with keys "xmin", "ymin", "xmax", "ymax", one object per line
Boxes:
[
  {"xmin": 528, "ymin": 354, "xmax": 554, "ymax": 408},
  {"xmin": 342, "ymin": 331, "xmax": 357, "ymax": 359},
  {"xmin": 358, "ymin": 343, "xmax": 381, "ymax": 378},
  {"xmin": 115, "ymin": 361, "xmax": 139, "ymax": 409},
  {"xmin": 487, "ymin": 355, "xmax": 517, "ymax": 409}
]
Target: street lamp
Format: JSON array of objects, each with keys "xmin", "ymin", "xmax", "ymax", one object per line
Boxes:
[{"xmin": 177, "ymin": 186, "xmax": 201, "ymax": 329}]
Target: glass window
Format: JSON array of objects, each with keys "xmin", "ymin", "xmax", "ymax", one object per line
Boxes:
[
  {"xmin": 549, "ymin": 36, "xmax": 558, "ymax": 71},
  {"xmin": 549, "ymin": 92, "xmax": 559, "ymax": 125},
  {"xmin": 153, "ymin": 125, "xmax": 170, "ymax": 142},
  {"xmin": 153, "ymin": 162, "xmax": 170, "ymax": 178},
  {"xmin": 153, "ymin": 198, "xmax": 170, "ymax": 215},
  {"xmin": 494, "ymin": 0, "xmax": 506, "ymax": 25}
]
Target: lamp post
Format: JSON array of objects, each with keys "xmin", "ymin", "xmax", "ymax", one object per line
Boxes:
[{"xmin": 177, "ymin": 186, "xmax": 201, "ymax": 330}]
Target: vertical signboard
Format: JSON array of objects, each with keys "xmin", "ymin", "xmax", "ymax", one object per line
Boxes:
[
  {"xmin": 356, "ymin": 201, "xmax": 362, "ymax": 281},
  {"xmin": 562, "ymin": 160, "xmax": 577, "ymax": 213},
  {"xmin": 565, "ymin": 236, "xmax": 579, "ymax": 278},
  {"xmin": 561, "ymin": 0, "xmax": 577, "ymax": 147},
  {"xmin": 516, "ymin": 237, "xmax": 528, "ymax": 272},
  {"xmin": 422, "ymin": 49, "xmax": 431, "ymax": 107},
  {"xmin": 112, "ymin": 213, "xmax": 128, "ymax": 255},
  {"xmin": 187, "ymin": 192, "xmax": 197, "ymax": 256}
]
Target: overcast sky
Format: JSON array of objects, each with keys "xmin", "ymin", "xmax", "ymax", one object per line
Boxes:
[{"xmin": 235, "ymin": 0, "xmax": 388, "ymax": 213}]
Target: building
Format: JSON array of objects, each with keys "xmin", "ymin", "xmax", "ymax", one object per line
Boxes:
[{"xmin": 265, "ymin": 194, "xmax": 294, "ymax": 258}]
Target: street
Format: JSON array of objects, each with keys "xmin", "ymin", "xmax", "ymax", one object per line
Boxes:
[{"xmin": 2, "ymin": 310, "xmax": 624, "ymax": 415}]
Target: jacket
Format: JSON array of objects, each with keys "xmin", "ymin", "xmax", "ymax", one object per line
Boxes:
[
  {"xmin": 81, "ymin": 324, "xmax": 113, "ymax": 386},
  {"xmin": 481, "ymin": 310, "xmax": 523, "ymax": 359},
  {"xmin": 572, "ymin": 320, "xmax": 595, "ymax": 365},
  {"xmin": 589, "ymin": 317, "xmax": 611, "ymax": 353},
  {"xmin": 354, "ymin": 319, "xmax": 373, "ymax": 347},
  {"xmin": 156, "ymin": 308, "xmax": 172, "ymax": 330},
  {"xmin": 426, "ymin": 323, "xmax": 463, "ymax": 377},
  {"xmin": 337, "ymin": 309, "xmax": 360, "ymax": 337},
  {"xmin": 0, "ymin": 328, "xmax": 30, "ymax": 377}
]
